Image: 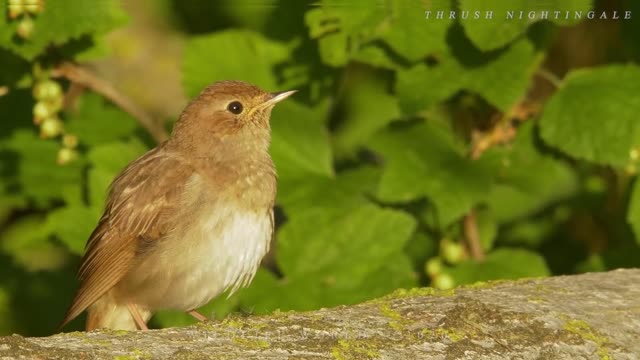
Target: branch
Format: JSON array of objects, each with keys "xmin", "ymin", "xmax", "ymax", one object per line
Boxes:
[
  {"xmin": 464, "ymin": 98, "xmax": 541, "ymax": 260},
  {"xmin": 2, "ymin": 269, "xmax": 639, "ymax": 359},
  {"xmin": 52, "ymin": 62, "xmax": 169, "ymax": 143},
  {"xmin": 462, "ymin": 210, "xmax": 485, "ymax": 261},
  {"xmin": 536, "ymin": 68, "xmax": 563, "ymax": 89}
]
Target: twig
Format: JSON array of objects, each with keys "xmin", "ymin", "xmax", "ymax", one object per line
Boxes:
[
  {"xmin": 51, "ymin": 62, "xmax": 169, "ymax": 143},
  {"xmin": 464, "ymin": 98, "xmax": 540, "ymax": 260},
  {"xmin": 469, "ymin": 99, "xmax": 539, "ymax": 160},
  {"xmin": 536, "ymin": 68, "xmax": 563, "ymax": 89},
  {"xmin": 464, "ymin": 103, "xmax": 521, "ymax": 261},
  {"xmin": 463, "ymin": 209, "xmax": 485, "ymax": 261},
  {"xmin": 462, "ymin": 67, "xmax": 554, "ymax": 261},
  {"xmin": 63, "ymin": 82, "xmax": 86, "ymax": 111},
  {"xmin": 469, "ymin": 120, "xmax": 517, "ymax": 160}
]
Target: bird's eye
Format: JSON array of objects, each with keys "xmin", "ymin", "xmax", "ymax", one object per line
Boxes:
[{"xmin": 227, "ymin": 101, "xmax": 243, "ymax": 115}]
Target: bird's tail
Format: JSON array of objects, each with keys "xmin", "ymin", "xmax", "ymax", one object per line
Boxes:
[{"xmin": 86, "ymin": 292, "xmax": 151, "ymax": 331}]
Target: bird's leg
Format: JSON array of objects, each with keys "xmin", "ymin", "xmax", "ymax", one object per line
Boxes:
[
  {"xmin": 127, "ymin": 302, "xmax": 149, "ymax": 330},
  {"xmin": 188, "ymin": 310, "xmax": 209, "ymax": 322}
]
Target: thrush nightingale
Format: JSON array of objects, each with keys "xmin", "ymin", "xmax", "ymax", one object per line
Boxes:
[{"xmin": 60, "ymin": 80, "xmax": 295, "ymax": 331}]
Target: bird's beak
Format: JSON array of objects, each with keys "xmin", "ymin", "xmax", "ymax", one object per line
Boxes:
[
  {"xmin": 252, "ymin": 90, "xmax": 297, "ymax": 116},
  {"xmin": 266, "ymin": 90, "xmax": 297, "ymax": 105}
]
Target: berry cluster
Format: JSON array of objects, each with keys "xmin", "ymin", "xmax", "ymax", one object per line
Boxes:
[
  {"xmin": 8, "ymin": 0, "xmax": 44, "ymax": 40},
  {"xmin": 32, "ymin": 69, "xmax": 78, "ymax": 165},
  {"xmin": 424, "ymin": 238, "xmax": 468, "ymax": 290}
]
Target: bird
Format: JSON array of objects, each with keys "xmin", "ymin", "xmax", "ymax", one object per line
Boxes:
[{"xmin": 60, "ymin": 80, "xmax": 296, "ymax": 331}]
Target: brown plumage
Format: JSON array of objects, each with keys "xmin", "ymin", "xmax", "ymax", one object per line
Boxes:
[{"xmin": 60, "ymin": 81, "xmax": 295, "ymax": 330}]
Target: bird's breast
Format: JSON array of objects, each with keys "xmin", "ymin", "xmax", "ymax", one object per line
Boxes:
[{"xmin": 119, "ymin": 173, "xmax": 274, "ymax": 311}]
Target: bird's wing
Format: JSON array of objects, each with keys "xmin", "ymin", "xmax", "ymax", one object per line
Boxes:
[{"xmin": 60, "ymin": 145, "xmax": 194, "ymax": 328}]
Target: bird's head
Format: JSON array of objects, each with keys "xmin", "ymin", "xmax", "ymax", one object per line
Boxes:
[{"xmin": 169, "ymin": 80, "xmax": 295, "ymax": 154}]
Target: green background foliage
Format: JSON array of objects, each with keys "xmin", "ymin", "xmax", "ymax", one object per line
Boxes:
[{"xmin": 0, "ymin": 0, "xmax": 638, "ymax": 335}]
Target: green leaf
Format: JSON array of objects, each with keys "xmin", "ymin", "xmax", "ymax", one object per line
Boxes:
[
  {"xmin": 270, "ymin": 100, "xmax": 333, "ymax": 180},
  {"xmin": 0, "ymin": 287, "xmax": 13, "ymax": 332},
  {"xmin": 45, "ymin": 205, "xmax": 100, "ymax": 255},
  {"xmin": 351, "ymin": 43, "xmax": 400, "ymax": 70},
  {"xmin": 305, "ymin": 0, "xmax": 385, "ymax": 37},
  {"xmin": 87, "ymin": 140, "xmax": 147, "ymax": 207},
  {"xmin": 1, "ymin": 214, "xmax": 69, "ymax": 271},
  {"xmin": 368, "ymin": 121, "xmax": 493, "ymax": 226},
  {"xmin": 0, "ymin": 194, "xmax": 27, "ymax": 226},
  {"xmin": 43, "ymin": 140, "xmax": 146, "ymax": 255},
  {"xmin": 476, "ymin": 208, "xmax": 498, "ymax": 251},
  {"xmin": 0, "ymin": 0, "xmax": 127, "ymax": 60},
  {"xmin": 447, "ymin": 248, "xmax": 550, "ymax": 285},
  {"xmin": 65, "ymin": 93, "xmax": 140, "ymax": 146},
  {"xmin": 622, "ymin": 0, "xmax": 640, "ymax": 62},
  {"xmin": 240, "ymin": 253, "xmax": 417, "ymax": 313},
  {"xmin": 278, "ymin": 166, "xmax": 379, "ymax": 214},
  {"xmin": 215, "ymin": 0, "xmax": 278, "ymax": 34},
  {"xmin": 459, "ymin": 0, "xmax": 592, "ymax": 50},
  {"xmin": 575, "ymin": 254, "xmax": 607, "ymax": 273},
  {"xmin": 333, "ymin": 69, "xmax": 400, "ymax": 159},
  {"xmin": 322, "ymin": 252, "xmax": 417, "ymax": 307},
  {"xmin": 0, "ymin": 48, "xmax": 29, "ymax": 86},
  {"xmin": 627, "ymin": 178, "xmax": 640, "ymax": 246},
  {"xmin": 238, "ymin": 269, "xmax": 322, "ymax": 312},
  {"xmin": 265, "ymin": 166, "xmax": 383, "ymax": 310},
  {"xmin": 396, "ymin": 38, "xmax": 541, "ymax": 113},
  {"xmin": 499, "ymin": 216, "xmax": 563, "ymax": 248},
  {"xmin": 307, "ymin": 0, "xmax": 451, "ymax": 65},
  {"xmin": 57, "ymin": 35, "xmax": 111, "ymax": 62},
  {"xmin": 379, "ymin": 0, "xmax": 451, "ymax": 61},
  {"xmin": 245, "ymin": 269, "xmax": 291, "ymax": 311},
  {"xmin": 1, "ymin": 215, "xmax": 47, "ymax": 253},
  {"xmin": 540, "ymin": 65, "xmax": 640, "ymax": 167},
  {"xmin": 404, "ymin": 231, "xmax": 438, "ymax": 266},
  {"xmin": 304, "ymin": 1, "xmax": 387, "ymax": 67},
  {"xmin": 1, "ymin": 130, "xmax": 84, "ymax": 206},
  {"xmin": 485, "ymin": 122, "xmax": 577, "ymax": 223},
  {"xmin": 0, "ymin": 89, "xmax": 33, "ymax": 141},
  {"xmin": 277, "ymin": 203, "xmax": 416, "ymax": 282},
  {"xmin": 182, "ymin": 30, "xmax": 293, "ymax": 97},
  {"xmin": 315, "ymin": 30, "xmax": 349, "ymax": 67}
]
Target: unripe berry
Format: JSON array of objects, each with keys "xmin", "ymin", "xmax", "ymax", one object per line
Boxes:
[
  {"xmin": 62, "ymin": 134, "xmax": 78, "ymax": 149},
  {"xmin": 8, "ymin": 0, "xmax": 24, "ymax": 19},
  {"xmin": 40, "ymin": 117, "xmax": 63, "ymax": 138},
  {"xmin": 48, "ymin": 97, "xmax": 63, "ymax": 114},
  {"xmin": 32, "ymin": 101, "xmax": 53, "ymax": 124},
  {"xmin": 8, "ymin": 7, "xmax": 24, "ymax": 19},
  {"xmin": 425, "ymin": 257, "xmax": 443, "ymax": 278},
  {"xmin": 24, "ymin": 0, "xmax": 43, "ymax": 14},
  {"xmin": 33, "ymin": 79, "xmax": 62, "ymax": 101},
  {"xmin": 432, "ymin": 273, "xmax": 455, "ymax": 290},
  {"xmin": 440, "ymin": 239, "xmax": 466, "ymax": 265},
  {"xmin": 57, "ymin": 148, "xmax": 77, "ymax": 165},
  {"xmin": 16, "ymin": 16, "xmax": 34, "ymax": 40},
  {"xmin": 625, "ymin": 164, "xmax": 637, "ymax": 175}
]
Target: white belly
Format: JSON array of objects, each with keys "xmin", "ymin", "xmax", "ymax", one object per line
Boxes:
[{"xmin": 123, "ymin": 202, "xmax": 272, "ymax": 311}]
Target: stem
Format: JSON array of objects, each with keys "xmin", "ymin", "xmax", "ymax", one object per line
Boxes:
[
  {"xmin": 463, "ymin": 209, "xmax": 485, "ymax": 261},
  {"xmin": 536, "ymin": 68, "xmax": 563, "ymax": 89},
  {"xmin": 52, "ymin": 62, "xmax": 169, "ymax": 143}
]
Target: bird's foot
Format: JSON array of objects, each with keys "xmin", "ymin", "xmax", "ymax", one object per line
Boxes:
[
  {"xmin": 127, "ymin": 302, "xmax": 149, "ymax": 330},
  {"xmin": 188, "ymin": 310, "xmax": 209, "ymax": 322}
]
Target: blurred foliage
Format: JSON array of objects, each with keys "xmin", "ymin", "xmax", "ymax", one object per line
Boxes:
[{"xmin": 0, "ymin": 0, "xmax": 639, "ymax": 336}]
